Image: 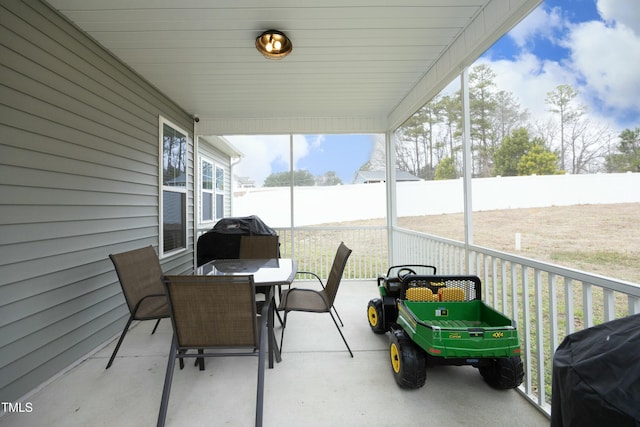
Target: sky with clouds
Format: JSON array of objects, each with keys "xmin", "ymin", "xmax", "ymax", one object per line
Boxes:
[
  {"xmin": 226, "ymin": 133, "xmax": 374, "ymax": 186},
  {"xmin": 481, "ymin": 0, "xmax": 640, "ymax": 129},
  {"xmin": 228, "ymin": 0, "xmax": 639, "ymax": 187}
]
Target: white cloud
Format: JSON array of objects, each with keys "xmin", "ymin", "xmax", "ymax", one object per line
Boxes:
[
  {"xmin": 308, "ymin": 134, "xmax": 325, "ymax": 149},
  {"xmin": 508, "ymin": 6, "xmax": 564, "ymax": 48},
  {"xmin": 597, "ymin": 0, "xmax": 640, "ymax": 35},
  {"xmin": 225, "ymin": 134, "xmax": 311, "ymax": 186},
  {"xmin": 480, "ymin": 1, "xmax": 640, "ymax": 131},
  {"xmin": 566, "ymin": 17, "xmax": 640, "ymax": 117},
  {"xmin": 292, "ymin": 134, "xmax": 311, "ymax": 165},
  {"xmin": 477, "ymin": 53, "xmax": 575, "ymax": 121}
]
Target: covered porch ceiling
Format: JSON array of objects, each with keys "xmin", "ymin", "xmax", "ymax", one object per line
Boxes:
[{"xmin": 46, "ymin": 0, "xmax": 541, "ymax": 134}]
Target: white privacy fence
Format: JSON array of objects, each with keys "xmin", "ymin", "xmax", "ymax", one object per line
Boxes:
[{"xmin": 233, "ymin": 173, "xmax": 640, "ymax": 226}]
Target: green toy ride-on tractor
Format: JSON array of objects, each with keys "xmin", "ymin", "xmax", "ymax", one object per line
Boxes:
[{"xmin": 368, "ymin": 265, "xmax": 524, "ymax": 390}]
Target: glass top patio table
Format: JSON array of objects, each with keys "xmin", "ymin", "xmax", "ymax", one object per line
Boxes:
[{"xmin": 195, "ymin": 258, "xmax": 296, "ymax": 287}]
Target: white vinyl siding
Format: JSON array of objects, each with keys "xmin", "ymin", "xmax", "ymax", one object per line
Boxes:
[{"xmin": 0, "ymin": 0, "xmax": 194, "ymax": 402}]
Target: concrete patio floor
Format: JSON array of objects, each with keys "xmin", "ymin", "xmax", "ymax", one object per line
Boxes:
[{"xmin": 1, "ymin": 281, "xmax": 550, "ymax": 427}]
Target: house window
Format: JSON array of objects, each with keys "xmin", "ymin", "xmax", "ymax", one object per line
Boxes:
[
  {"xmin": 201, "ymin": 158, "xmax": 214, "ymax": 222},
  {"xmin": 199, "ymin": 159, "xmax": 225, "ymax": 223},
  {"xmin": 160, "ymin": 117, "xmax": 188, "ymax": 255},
  {"xmin": 215, "ymin": 166, "xmax": 224, "ymax": 220}
]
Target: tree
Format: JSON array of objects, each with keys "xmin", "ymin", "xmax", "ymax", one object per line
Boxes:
[
  {"xmin": 531, "ymin": 117, "xmax": 560, "ymax": 154},
  {"xmin": 494, "ymin": 128, "xmax": 559, "ymax": 176},
  {"xmin": 517, "ymin": 145, "xmax": 560, "ymax": 175},
  {"xmin": 436, "ymin": 94, "xmax": 462, "ymax": 174},
  {"xmin": 493, "ymin": 128, "xmax": 538, "ymax": 176},
  {"xmin": 394, "ymin": 64, "xmax": 530, "ymax": 179},
  {"xmin": 494, "ymin": 90, "xmax": 529, "ymax": 144},
  {"xmin": 468, "ymin": 64, "xmax": 499, "ymax": 177},
  {"xmin": 606, "ymin": 127, "xmax": 640, "ymax": 172},
  {"xmin": 434, "ymin": 157, "xmax": 457, "ymax": 180},
  {"xmin": 421, "ymin": 99, "xmax": 442, "ymax": 179},
  {"xmin": 317, "ymin": 171, "xmax": 343, "ymax": 186},
  {"xmin": 458, "ymin": 64, "xmax": 527, "ymax": 177},
  {"xmin": 263, "ymin": 170, "xmax": 316, "ymax": 187},
  {"xmin": 545, "ymin": 85, "xmax": 583, "ymax": 171},
  {"xmin": 396, "ymin": 98, "xmax": 441, "ymax": 179},
  {"xmin": 437, "ymin": 95, "xmax": 460, "ymax": 150},
  {"xmin": 545, "ymin": 85, "xmax": 615, "ymax": 173},
  {"xmin": 564, "ymin": 118, "xmax": 612, "ymax": 173}
]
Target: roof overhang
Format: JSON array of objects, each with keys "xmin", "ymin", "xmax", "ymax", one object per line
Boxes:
[{"xmin": 199, "ymin": 135, "xmax": 243, "ymax": 158}]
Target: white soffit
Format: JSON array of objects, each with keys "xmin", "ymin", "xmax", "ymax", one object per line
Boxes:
[{"xmin": 46, "ymin": 0, "xmax": 541, "ymax": 134}]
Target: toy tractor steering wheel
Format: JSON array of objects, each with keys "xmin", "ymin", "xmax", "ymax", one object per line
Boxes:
[{"xmin": 397, "ymin": 267, "xmax": 417, "ymax": 281}]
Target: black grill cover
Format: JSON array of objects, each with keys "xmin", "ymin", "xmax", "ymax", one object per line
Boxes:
[
  {"xmin": 550, "ymin": 313, "xmax": 640, "ymax": 427},
  {"xmin": 196, "ymin": 215, "xmax": 277, "ymax": 266}
]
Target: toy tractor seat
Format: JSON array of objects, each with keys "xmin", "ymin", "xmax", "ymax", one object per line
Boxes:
[
  {"xmin": 405, "ymin": 287, "xmax": 439, "ymax": 301},
  {"xmin": 439, "ymin": 287, "xmax": 466, "ymax": 301},
  {"xmin": 401, "ymin": 275, "xmax": 481, "ymax": 302}
]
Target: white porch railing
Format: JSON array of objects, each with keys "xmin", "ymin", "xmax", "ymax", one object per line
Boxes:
[
  {"xmin": 274, "ymin": 226, "xmax": 387, "ymax": 279},
  {"xmin": 196, "ymin": 223, "xmax": 640, "ymax": 417},
  {"xmin": 196, "ymin": 225, "xmax": 388, "ymax": 278},
  {"xmin": 393, "ymin": 227, "xmax": 640, "ymax": 416}
]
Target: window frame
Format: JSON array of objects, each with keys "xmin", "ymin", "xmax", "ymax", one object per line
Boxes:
[
  {"xmin": 159, "ymin": 116, "xmax": 189, "ymax": 257},
  {"xmin": 199, "ymin": 156, "xmax": 215, "ymax": 224},
  {"xmin": 215, "ymin": 165, "xmax": 225, "ymax": 221}
]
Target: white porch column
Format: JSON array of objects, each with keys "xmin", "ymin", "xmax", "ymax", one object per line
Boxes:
[
  {"xmin": 461, "ymin": 67, "xmax": 474, "ymax": 273},
  {"xmin": 193, "ymin": 122, "xmax": 200, "ymax": 268},
  {"xmin": 385, "ymin": 131, "xmax": 398, "ymax": 266},
  {"xmin": 289, "ymin": 134, "xmax": 295, "ymax": 255}
]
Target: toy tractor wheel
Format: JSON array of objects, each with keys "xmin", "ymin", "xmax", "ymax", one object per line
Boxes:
[
  {"xmin": 478, "ymin": 356, "xmax": 524, "ymax": 389},
  {"xmin": 367, "ymin": 298, "xmax": 387, "ymax": 334},
  {"xmin": 389, "ymin": 329, "xmax": 426, "ymax": 389}
]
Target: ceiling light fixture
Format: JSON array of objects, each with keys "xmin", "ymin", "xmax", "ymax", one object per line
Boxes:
[{"xmin": 255, "ymin": 30, "xmax": 292, "ymax": 60}]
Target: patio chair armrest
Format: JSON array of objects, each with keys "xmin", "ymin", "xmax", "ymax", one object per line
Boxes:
[
  {"xmin": 131, "ymin": 293, "xmax": 167, "ymax": 313},
  {"xmin": 295, "ymin": 271, "xmax": 325, "ymax": 288},
  {"xmin": 142, "ymin": 293, "xmax": 167, "ymax": 299}
]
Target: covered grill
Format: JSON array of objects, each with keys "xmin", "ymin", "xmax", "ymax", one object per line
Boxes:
[
  {"xmin": 551, "ymin": 313, "xmax": 640, "ymax": 426},
  {"xmin": 196, "ymin": 215, "xmax": 278, "ymax": 266}
]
